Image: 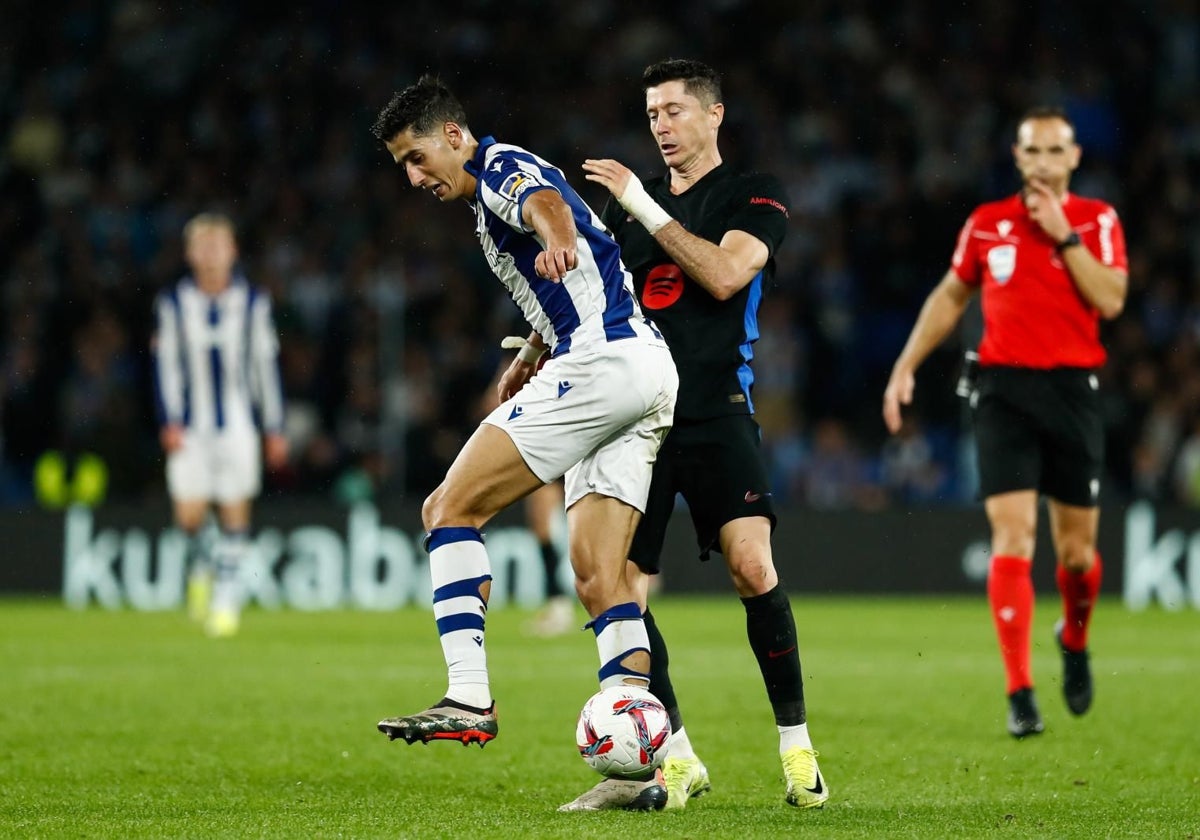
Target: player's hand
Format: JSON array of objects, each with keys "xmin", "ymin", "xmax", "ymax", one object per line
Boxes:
[
  {"xmin": 159, "ymin": 424, "xmax": 184, "ymax": 453},
  {"xmin": 582, "ymin": 158, "xmax": 633, "ymax": 199},
  {"xmin": 1023, "ymin": 179, "xmax": 1071, "ymax": 243},
  {"xmin": 264, "ymin": 433, "xmax": 289, "ymax": 470},
  {"xmin": 882, "ymin": 369, "xmax": 915, "ymax": 435},
  {"xmin": 497, "ymin": 357, "xmax": 535, "ymax": 402},
  {"xmin": 535, "ymin": 246, "xmax": 576, "ymax": 282}
]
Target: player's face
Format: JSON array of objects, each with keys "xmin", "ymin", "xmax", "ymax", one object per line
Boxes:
[
  {"xmin": 185, "ymin": 225, "xmax": 237, "ymax": 288},
  {"xmin": 385, "ymin": 124, "xmax": 471, "ymax": 202},
  {"xmin": 645, "ymin": 80, "xmax": 722, "ymax": 171},
  {"xmin": 1012, "ymin": 117, "xmax": 1080, "ymax": 195}
]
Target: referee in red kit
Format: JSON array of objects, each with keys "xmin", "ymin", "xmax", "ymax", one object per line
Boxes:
[{"xmin": 883, "ymin": 106, "xmax": 1128, "ymax": 738}]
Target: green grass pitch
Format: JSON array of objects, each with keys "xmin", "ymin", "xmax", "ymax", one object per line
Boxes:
[{"xmin": 2, "ymin": 595, "xmax": 1197, "ymax": 838}]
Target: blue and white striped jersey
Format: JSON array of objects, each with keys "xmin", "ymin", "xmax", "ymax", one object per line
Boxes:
[
  {"xmin": 152, "ymin": 274, "xmax": 285, "ymax": 436},
  {"xmin": 467, "ymin": 136, "xmax": 665, "ymax": 357}
]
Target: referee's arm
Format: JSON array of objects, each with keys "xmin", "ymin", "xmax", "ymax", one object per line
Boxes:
[{"xmin": 883, "ymin": 271, "xmax": 975, "ymax": 434}]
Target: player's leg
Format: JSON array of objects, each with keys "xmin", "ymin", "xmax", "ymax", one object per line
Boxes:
[
  {"xmin": 174, "ymin": 499, "xmax": 213, "ymax": 622},
  {"xmin": 568, "ymin": 492, "xmax": 649, "ymax": 679},
  {"xmin": 561, "ymin": 440, "xmax": 693, "ymax": 812},
  {"xmin": 984, "ymin": 489, "xmax": 1043, "ymax": 736},
  {"xmin": 557, "ymin": 344, "xmax": 676, "ymax": 812},
  {"xmin": 677, "ymin": 414, "xmax": 825, "ymax": 806},
  {"xmin": 717, "ymin": 515, "xmax": 826, "ymax": 807},
  {"xmin": 1047, "ymin": 501, "xmax": 1101, "ymax": 715},
  {"xmin": 622, "ymin": 441, "xmax": 696, "ymax": 774},
  {"xmin": 379, "ymin": 422, "xmax": 543, "ymax": 746},
  {"xmin": 558, "ymin": 493, "xmax": 666, "ymax": 812},
  {"xmin": 525, "ymin": 480, "xmax": 574, "ymax": 636},
  {"xmin": 626, "ymin": 443, "xmax": 711, "ymax": 810},
  {"xmin": 166, "ymin": 436, "xmax": 215, "ymax": 623},
  {"xmin": 201, "ymin": 433, "xmax": 262, "ymax": 638},
  {"xmin": 206, "ymin": 499, "xmax": 252, "ymax": 638},
  {"xmin": 559, "ymin": 342, "xmax": 675, "ymax": 692},
  {"xmin": 639, "ymin": 585, "xmax": 711, "ymax": 809}
]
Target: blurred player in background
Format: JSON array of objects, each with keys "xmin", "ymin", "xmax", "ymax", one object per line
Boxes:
[
  {"xmin": 883, "ymin": 107, "xmax": 1127, "ymax": 737},
  {"xmin": 566, "ymin": 59, "xmax": 828, "ymax": 811},
  {"xmin": 152, "ymin": 212, "xmax": 288, "ymax": 638},
  {"xmin": 370, "ymin": 77, "xmax": 677, "ymax": 805},
  {"xmin": 522, "ymin": 480, "xmax": 573, "ymax": 635}
]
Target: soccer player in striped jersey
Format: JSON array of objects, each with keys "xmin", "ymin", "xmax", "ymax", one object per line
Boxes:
[
  {"xmin": 884, "ymin": 107, "xmax": 1128, "ymax": 737},
  {"xmin": 370, "ymin": 77, "xmax": 678, "ymax": 810},
  {"xmin": 152, "ymin": 213, "xmax": 288, "ymax": 638}
]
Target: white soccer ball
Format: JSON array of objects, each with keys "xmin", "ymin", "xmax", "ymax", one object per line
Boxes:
[{"xmin": 575, "ymin": 684, "xmax": 671, "ymax": 781}]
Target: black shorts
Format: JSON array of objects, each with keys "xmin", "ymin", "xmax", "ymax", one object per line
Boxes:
[
  {"xmin": 972, "ymin": 366, "xmax": 1103, "ymax": 507},
  {"xmin": 629, "ymin": 414, "xmax": 776, "ymax": 574}
]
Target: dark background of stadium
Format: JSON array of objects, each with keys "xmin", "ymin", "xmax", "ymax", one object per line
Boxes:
[{"xmin": 2, "ymin": 0, "xmax": 1198, "ymax": 518}]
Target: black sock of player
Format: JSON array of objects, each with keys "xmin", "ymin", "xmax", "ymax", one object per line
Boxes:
[
  {"xmin": 743, "ymin": 584, "xmax": 806, "ymax": 726},
  {"xmin": 643, "ymin": 608, "xmax": 684, "ymax": 733},
  {"xmin": 540, "ymin": 541, "xmax": 564, "ymax": 598}
]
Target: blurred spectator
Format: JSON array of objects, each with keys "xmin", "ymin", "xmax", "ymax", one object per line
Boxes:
[{"xmin": 0, "ymin": 1, "xmax": 1197, "ymax": 510}]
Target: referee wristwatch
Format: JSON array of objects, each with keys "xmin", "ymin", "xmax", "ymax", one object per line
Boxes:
[{"xmin": 1055, "ymin": 230, "xmax": 1081, "ymax": 252}]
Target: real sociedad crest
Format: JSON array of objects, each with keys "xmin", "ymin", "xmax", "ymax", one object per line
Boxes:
[{"xmin": 987, "ymin": 244, "xmax": 1016, "ymax": 285}]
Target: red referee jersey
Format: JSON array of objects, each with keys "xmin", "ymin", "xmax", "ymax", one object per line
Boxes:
[{"xmin": 950, "ymin": 192, "xmax": 1127, "ymax": 369}]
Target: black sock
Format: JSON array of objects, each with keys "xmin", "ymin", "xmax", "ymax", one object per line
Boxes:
[
  {"xmin": 644, "ymin": 608, "xmax": 684, "ymax": 733},
  {"xmin": 743, "ymin": 585, "xmax": 806, "ymax": 726},
  {"xmin": 540, "ymin": 542, "xmax": 564, "ymax": 598}
]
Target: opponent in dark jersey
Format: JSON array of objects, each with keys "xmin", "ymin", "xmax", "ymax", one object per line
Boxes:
[
  {"xmin": 883, "ymin": 107, "xmax": 1128, "ymax": 739},
  {"xmin": 602, "ymin": 165, "xmax": 789, "ymax": 422},
  {"xmin": 560, "ymin": 59, "xmax": 829, "ymax": 813}
]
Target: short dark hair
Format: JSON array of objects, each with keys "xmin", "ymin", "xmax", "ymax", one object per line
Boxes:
[
  {"xmin": 370, "ymin": 75, "xmax": 469, "ymax": 144},
  {"xmin": 642, "ymin": 59, "xmax": 722, "ymax": 107},
  {"xmin": 1017, "ymin": 106, "xmax": 1075, "ymax": 135}
]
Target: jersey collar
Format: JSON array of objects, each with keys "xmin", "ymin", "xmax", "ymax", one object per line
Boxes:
[{"xmin": 464, "ymin": 135, "xmax": 497, "ymax": 178}]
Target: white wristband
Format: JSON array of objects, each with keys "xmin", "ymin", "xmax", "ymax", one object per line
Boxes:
[
  {"xmin": 502, "ymin": 336, "xmax": 545, "ymax": 365},
  {"xmin": 517, "ymin": 342, "xmax": 545, "ymax": 365},
  {"xmin": 618, "ymin": 176, "xmax": 672, "ymax": 234}
]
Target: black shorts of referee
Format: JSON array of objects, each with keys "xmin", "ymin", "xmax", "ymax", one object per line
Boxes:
[{"xmin": 971, "ymin": 365, "xmax": 1103, "ymax": 507}]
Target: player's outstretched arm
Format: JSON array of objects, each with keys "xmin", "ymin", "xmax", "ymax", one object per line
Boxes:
[{"xmin": 883, "ymin": 270, "xmax": 975, "ymax": 434}]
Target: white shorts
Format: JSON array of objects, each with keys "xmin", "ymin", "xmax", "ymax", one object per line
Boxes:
[
  {"xmin": 482, "ymin": 341, "xmax": 677, "ymax": 512},
  {"xmin": 166, "ymin": 429, "xmax": 262, "ymax": 504}
]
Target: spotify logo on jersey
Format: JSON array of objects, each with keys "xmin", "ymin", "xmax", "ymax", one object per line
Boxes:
[{"xmin": 643, "ymin": 264, "xmax": 684, "ymax": 309}]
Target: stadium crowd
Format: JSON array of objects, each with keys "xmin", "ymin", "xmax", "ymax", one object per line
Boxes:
[{"xmin": 1, "ymin": 0, "xmax": 1198, "ymax": 509}]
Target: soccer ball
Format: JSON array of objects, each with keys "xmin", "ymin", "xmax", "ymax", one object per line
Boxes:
[{"xmin": 575, "ymin": 684, "xmax": 671, "ymax": 781}]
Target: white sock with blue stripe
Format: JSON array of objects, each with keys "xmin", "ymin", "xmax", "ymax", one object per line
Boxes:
[
  {"xmin": 428, "ymin": 527, "xmax": 493, "ymax": 709},
  {"xmin": 589, "ymin": 602, "xmax": 650, "ymax": 688}
]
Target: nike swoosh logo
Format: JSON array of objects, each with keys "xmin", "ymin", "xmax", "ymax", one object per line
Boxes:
[
  {"xmin": 805, "ymin": 772, "xmax": 824, "ymax": 795},
  {"xmin": 768, "ymin": 645, "xmax": 796, "ymax": 659},
  {"xmin": 745, "ymin": 490, "xmax": 772, "ymax": 503}
]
